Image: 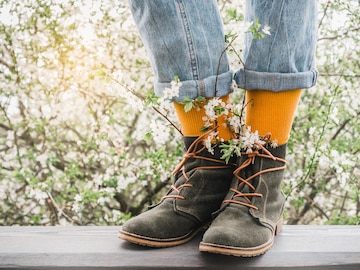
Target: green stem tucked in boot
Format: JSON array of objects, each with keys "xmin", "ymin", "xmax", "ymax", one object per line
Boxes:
[
  {"xmin": 199, "ymin": 143, "xmax": 287, "ymax": 257},
  {"xmin": 119, "ymin": 129, "xmax": 236, "ymax": 248}
]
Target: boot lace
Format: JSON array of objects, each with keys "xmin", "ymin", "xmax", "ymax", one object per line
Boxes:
[
  {"xmin": 223, "ymin": 141, "xmax": 286, "ymax": 210},
  {"xmin": 162, "ymin": 128, "xmax": 235, "ymax": 200}
]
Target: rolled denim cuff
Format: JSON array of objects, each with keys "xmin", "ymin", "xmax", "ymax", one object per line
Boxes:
[
  {"xmin": 234, "ymin": 68, "xmax": 318, "ymax": 91},
  {"xmin": 237, "ymin": 0, "xmax": 318, "ymax": 92},
  {"xmin": 155, "ymin": 70, "xmax": 233, "ymax": 102}
]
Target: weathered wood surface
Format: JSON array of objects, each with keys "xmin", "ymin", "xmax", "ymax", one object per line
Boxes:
[{"xmin": 0, "ymin": 225, "xmax": 359, "ymax": 269}]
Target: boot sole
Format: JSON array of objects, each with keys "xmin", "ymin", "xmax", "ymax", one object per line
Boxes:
[
  {"xmin": 199, "ymin": 217, "xmax": 283, "ymax": 257},
  {"xmin": 118, "ymin": 225, "xmax": 206, "ymax": 248}
]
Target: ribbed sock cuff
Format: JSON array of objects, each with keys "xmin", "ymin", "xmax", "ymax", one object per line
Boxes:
[
  {"xmin": 174, "ymin": 95, "xmax": 233, "ymax": 141},
  {"xmin": 245, "ymin": 89, "xmax": 302, "ymax": 144}
]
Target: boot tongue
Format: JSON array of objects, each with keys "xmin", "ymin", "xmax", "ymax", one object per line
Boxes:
[
  {"xmin": 229, "ymin": 144, "xmax": 287, "ymax": 207},
  {"xmin": 234, "ymin": 154, "xmax": 260, "ymax": 203},
  {"xmin": 183, "ymin": 136, "xmax": 199, "ymax": 150},
  {"xmin": 182, "ymin": 136, "xmax": 223, "ymax": 160}
]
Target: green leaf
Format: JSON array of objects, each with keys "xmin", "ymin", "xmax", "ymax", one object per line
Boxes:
[
  {"xmin": 144, "ymin": 91, "xmax": 159, "ymax": 106},
  {"xmin": 144, "ymin": 132, "xmax": 152, "ymax": 142},
  {"xmin": 195, "ymin": 96, "xmax": 205, "ymax": 103},
  {"xmin": 200, "ymin": 126, "xmax": 210, "ymax": 132},
  {"xmin": 214, "ymin": 106, "xmax": 225, "ymax": 115},
  {"xmin": 184, "ymin": 101, "xmax": 194, "ymax": 112}
]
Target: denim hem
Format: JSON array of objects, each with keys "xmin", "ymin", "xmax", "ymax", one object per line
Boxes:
[
  {"xmin": 155, "ymin": 70, "xmax": 233, "ymax": 102},
  {"xmin": 234, "ymin": 68, "xmax": 319, "ymax": 91}
]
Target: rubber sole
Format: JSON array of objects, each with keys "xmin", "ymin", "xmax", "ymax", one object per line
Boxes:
[
  {"xmin": 199, "ymin": 217, "xmax": 283, "ymax": 257},
  {"xmin": 118, "ymin": 225, "xmax": 207, "ymax": 248},
  {"xmin": 199, "ymin": 238, "xmax": 274, "ymax": 257}
]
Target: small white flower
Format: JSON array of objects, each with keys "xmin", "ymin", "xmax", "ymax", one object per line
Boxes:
[
  {"xmin": 74, "ymin": 194, "xmax": 82, "ymax": 202},
  {"xmin": 262, "ymin": 25, "xmax": 271, "ymax": 35},
  {"xmin": 163, "ymin": 86, "xmax": 179, "ymax": 100},
  {"xmin": 308, "ymin": 127, "xmax": 316, "ymax": 136},
  {"xmin": 270, "ymin": 140, "xmax": 278, "ymax": 148},
  {"xmin": 158, "ymin": 97, "xmax": 173, "ymax": 112},
  {"xmin": 97, "ymin": 197, "xmax": 106, "ymax": 205},
  {"xmin": 204, "ymin": 98, "xmax": 219, "ymax": 120},
  {"xmin": 170, "ymin": 79, "xmax": 182, "ymax": 89},
  {"xmin": 112, "ymin": 69, "xmax": 123, "ymax": 81},
  {"xmin": 163, "ymin": 79, "xmax": 182, "ymax": 100},
  {"xmin": 241, "ymin": 127, "xmax": 265, "ymax": 153},
  {"xmin": 228, "ymin": 115, "xmax": 242, "ymax": 134},
  {"xmin": 204, "ymin": 131, "xmax": 218, "ymax": 155},
  {"xmin": 149, "ymin": 119, "xmax": 171, "ymax": 146},
  {"xmin": 72, "ymin": 202, "xmax": 81, "ymax": 213},
  {"xmin": 30, "ymin": 189, "xmax": 48, "ymax": 205},
  {"xmin": 141, "ymin": 180, "xmax": 148, "ymax": 187},
  {"xmin": 201, "ymin": 116, "xmax": 213, "ymax": 129},
  {"xmin": 93, "ymin": 175, "xmax": 104, "ymax": 187}
]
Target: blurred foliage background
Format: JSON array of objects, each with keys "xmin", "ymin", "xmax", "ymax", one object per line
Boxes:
[{"xmin": 0, "ymin": 0, "xmax": 359, "ymax": 225}]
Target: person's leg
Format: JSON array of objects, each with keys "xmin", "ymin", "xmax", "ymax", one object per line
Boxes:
[
  {"xmin": 129, "ymin": 0, "xmax": 233, "ymax": 139},
  {"xmin": 240, "ymin": 0, "xmax": 317, "ymax": 145},
  {"xmin": 119, "ymin": 0, "xmax": 235, "ymax": 247},
  {"xmin": 200, "ymin": 0, "xmax": 318, "ymax": 257}
]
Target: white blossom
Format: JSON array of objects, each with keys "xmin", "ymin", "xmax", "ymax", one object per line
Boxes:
[
  {"xmin": 74, "ymin": 194, "xmax": 83, "ymax": 202},
  {"xmin": 97, "ymin": 197, "xmax": 106, "ymax": 205},
  {"xmin": 203, "ymin": 97, "xmax": 225, "ymax": 121},
  {"xmin": 29, "ymin": 189, "xmax": 48, "ymax": 205},
  {"xmin": 228, "ymin": 115, "xmax": 242, "ymax": 134},
  {"xmin": 72, "ymin": 203, "xmax": 81, "ymax": 213},
  {"xmin": 158, "ymin": 97, "xmax": 173, "ymax": 112},
  {"xmin": 262, "ymin": 25, "xmax": 271, "ymax": 35},
  {"xmin": 149, "ymin": 119, "xmax": 171, "ymax": 146},
  {"xmin": 241, "ymin": 127, "xmax": 265, "ymax": 153},
  {"xmin": 204, "ymin": 131, "xmax": 218, "ymax": 155}
]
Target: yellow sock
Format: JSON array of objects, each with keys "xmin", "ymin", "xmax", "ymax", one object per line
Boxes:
[
  {"xmin": 174, "ymin": 95, "xmax": 233, "ymax": 141},
  {"xmin": 245, "ymin": 89, "xmax": 302, "ymax": 145}
]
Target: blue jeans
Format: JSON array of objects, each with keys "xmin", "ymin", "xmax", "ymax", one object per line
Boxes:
[{"xmin": 129, "ymin": 0, "xmax": 318, "ymax": 102}]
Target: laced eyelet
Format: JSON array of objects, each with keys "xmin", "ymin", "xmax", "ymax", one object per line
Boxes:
[{"xmin": 226, "ymin": 144, "xmax": 286, "ymax": 210}]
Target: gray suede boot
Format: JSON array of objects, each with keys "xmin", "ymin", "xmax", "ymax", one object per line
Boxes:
[
  {"xmin": 199, "ymin": 143, "xmax": 287, "ymax": 257},
  {"xmin": 118, "ymin": 135, "xmax": 236, "ymax": 247}
]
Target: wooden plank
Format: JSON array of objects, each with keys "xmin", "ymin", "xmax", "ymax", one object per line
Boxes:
[{"xmin": 0, "ymin": 226, "xmax": 359, "ymax": 269}]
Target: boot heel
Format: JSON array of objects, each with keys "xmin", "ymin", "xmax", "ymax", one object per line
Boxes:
[{"xmin": 275, "ymin": 217, "xmax": 283, "ymax": 235}]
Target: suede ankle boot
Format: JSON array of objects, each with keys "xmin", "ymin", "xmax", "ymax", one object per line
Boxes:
[
  {"xmin": 199, "ymin": 143, "xmax": 287, "ymax": 257},
  {"xmin": 119, "ymin": 134, "xmax": 236, "ymax": 247}
]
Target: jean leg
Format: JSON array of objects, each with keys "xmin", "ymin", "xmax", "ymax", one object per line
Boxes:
[
  {"xmin": 129, "ymin": 0, "xmax": 233, "ymax": 101},
  {"xmin": 235, "ymin": 0, "xmax": 318, "ymax": 91}
]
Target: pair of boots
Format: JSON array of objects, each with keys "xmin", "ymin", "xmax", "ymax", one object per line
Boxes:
[{"xmin": 118, "ymin": 132, "xmax": 286, "ymax": 257}]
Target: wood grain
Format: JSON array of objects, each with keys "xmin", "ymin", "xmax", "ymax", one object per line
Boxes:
[{"xmin": 0, "ymin": 225, "xmax": 359, "ymax": 269}]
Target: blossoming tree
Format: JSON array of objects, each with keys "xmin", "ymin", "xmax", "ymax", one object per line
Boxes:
[{"xmin": 0, "ymin": 0, "xmax": 359, "ymax": 225}]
